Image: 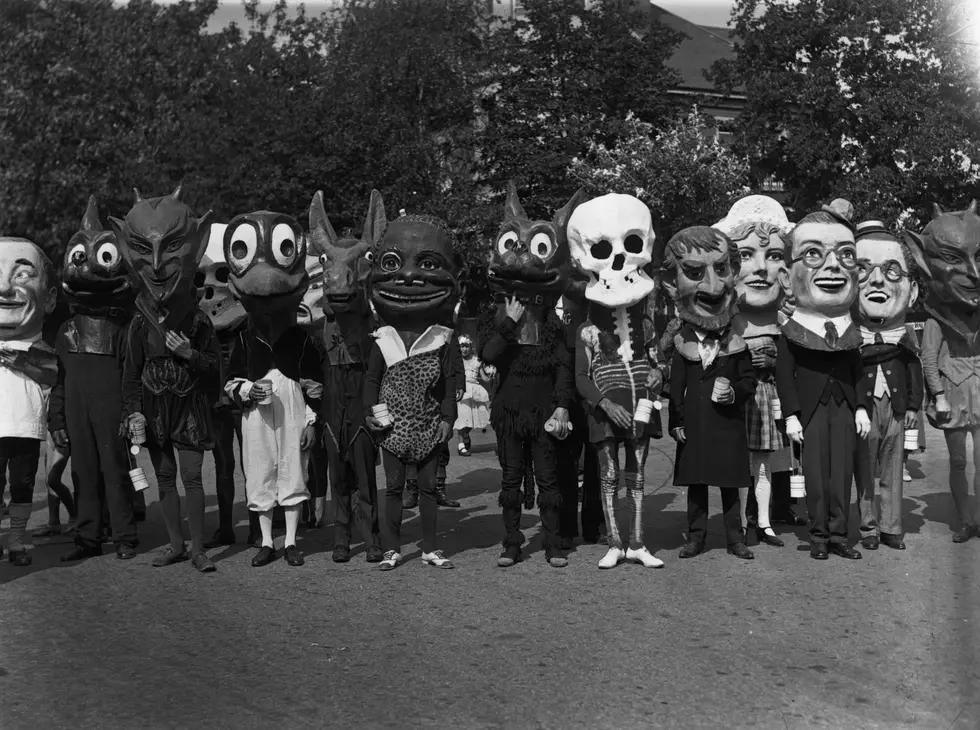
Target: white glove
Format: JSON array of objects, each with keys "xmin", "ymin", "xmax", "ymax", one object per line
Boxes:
[
  {"xmin": 784, "ymin": 414, "xmax": 803, "ymax": 444},
  {"xmin": 855, "ymin": 408, "xmax": 871, "ymax": 439}
]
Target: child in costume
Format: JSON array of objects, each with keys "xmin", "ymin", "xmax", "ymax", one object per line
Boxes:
[
  {"xmin": 907, "ymin": 201, "xmax": 980, "ymax": 543},
  {"xmin": 454, "ymin": 334, "xmax": 491, "ymax": 455},
  {"xmin": 567, "ymin": 193, "xmax": 664, "ymax": 569},
  {"xmin": 663, "ymin": 227, "xmax": 756, "ymax": 561},
  {"xmin": 113, "ymin": 186, "xmax": 221, "ymax": 573},
  {"xmin": 853, "ymin": 220, "xmax": 922, "ymax": 551},
  {"xmin": 774, "ymin": 200, "xmax": 872, "ymax": 560},
  {"xmin": 49, "ymin": 196, "xmax": 139, "ymax": 562},
  {"xmin": 223, "ymin": 210, "xmax": 320, "ymax": 568},
  {"xmin": 364, "ymin": 204, "xmax": 460, "ymax": 571},
  {"xmin": 0, "ymin": 237, "xmax": 59, "ymax": 566},
  {"xmin": 716, "ymin": 195, "xmax": 793, "ymax": 547}
]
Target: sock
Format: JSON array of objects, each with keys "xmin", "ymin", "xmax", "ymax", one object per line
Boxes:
[
  {"xmin": 625, "ymin": 473, "xmax": 644, "ymax": 549},
  {"xmin": 7, "ymin": 503, "xmax": 32, "ymax": 551},
  {"xmin": 159, "ymin": 490, "xmax": 184, "ymax": 553},
  {"xmin": 258, "ymin": 510, "xmax": 274, "ymax": 548},
  {"xmin": 283, "ymin": 504, "xmax": 301, "ymax": 548},
  {"xmin": 753, "ymin": 452, "xmax": 774, "ymax": 533},
  {"xmin": 599, "ymin": 476, "xmax": 622, "ymax": 549},
  {"xmin": 185, "ymin": 487, "xmax": 206, "ymax": 554}
]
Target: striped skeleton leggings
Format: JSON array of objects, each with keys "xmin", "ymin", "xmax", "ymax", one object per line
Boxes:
[{"xmin": 596, "ymin": 437, "xmax": 650, "ymax": 550}]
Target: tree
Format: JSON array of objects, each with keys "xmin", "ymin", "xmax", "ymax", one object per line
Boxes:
[{"xmin": 710, "ymin": 0, "xmax": 980, "ymax": 228}]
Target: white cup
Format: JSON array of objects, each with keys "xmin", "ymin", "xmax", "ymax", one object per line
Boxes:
[
  {"xmin": 711, "ymin": 377, "xmax": 731, "ymax": 403},
  {"xmin": 129, "ymin": 467, "xmax": 150, "ymax": 493},
  {"xmin": 789, "ymin": 474, "xmax": 806, "ymax": 498},
  {"xmin": 772, "ymin": 397, "xmax": 783, "ymax": 420},
  {"xmin": 255, "ymin": 379, "xmax": 273, "ymax": 405},
  {"xmin": 904, "ymin": 429, "xmax": 919, "ymax": 451},
  {"xmin": 634, "ymin": 398, "xmax": 655, "ymax": 423},
  {"xmin": 372, "ymin": 403, "xmax": 393, "ymax": 427},
  {"xmin": 544, "ymin": 418, "xmax": 570, "ymax": 440}
]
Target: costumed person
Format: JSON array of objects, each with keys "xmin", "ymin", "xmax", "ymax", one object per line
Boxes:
[
  {"xmin": 663, "ymin": 227, "xmax": 756, "ymax": 560},
  {"xmin": 566, "ymin": 193, "xmax": 664, "ymax": 569},
  {"xmin": 453, "ymin": 334, "xmax": 490, "ymax": 455},
  {"xmin": 716, "ymin": 195, "xmax": 793, "ymax": 547},
  {"xmin": 308, "ymin": 190, "xmax": 382, "ymax": 564},
  {"xmin": 364, "ymin": 203, "xmax": 461, "ymax": 571},
  {"xmin": 479, "ymin": 183, "xmax": 584, "ymax": 568},
  {"xmin": 852, "ymin": 220, "xmax": 922, "ymax": 551},
  {"xmin": 774, "ymin": 200, "xmax": 871, "ymax": 560},
  {"xmin": 223, "ymin": 210, "xmax": 320, "ymax": 568},
  {"xmin": 112, "ymin": 185, "xmax": 221, "ymax": 573},
  {"xmin": 907, "ymin": 201, "xmax": 980, "ymax": 543},
  {"xmin": 0, "ymin": 237, "xmax": 59, "ymax": 566},
  {"xmin": 196, "ymin": 223, "xmax": 257, "ymax": 549},
  {"xmin": 49, "ymin": 196, "xmax": 140, "ymax": 562}
]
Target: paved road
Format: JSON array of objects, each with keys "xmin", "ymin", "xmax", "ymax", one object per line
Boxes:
[{"xmin": 1, "ymin": 425, "xmax": 978, "ymax": 729}]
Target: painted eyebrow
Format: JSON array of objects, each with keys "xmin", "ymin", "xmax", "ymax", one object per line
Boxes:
[
  {"xmin": 799, "ymin": 239, "xmax": 854, "ymax": 246},
  {"xmin": 14, "ymin": 259, "xmax": 38, "ymax": 270}
]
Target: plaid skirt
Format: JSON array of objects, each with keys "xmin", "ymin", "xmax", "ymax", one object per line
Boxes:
[{"xmin": 746, "ymin": 374, "xmax": 788, "ymax": 452}]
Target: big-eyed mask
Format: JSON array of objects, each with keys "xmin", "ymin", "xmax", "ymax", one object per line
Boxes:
[
  {"xmin": 370, "ymin": 210, "xmax": 460, "ymax": 330},
  {"xmin": 0, "ymin": 238, "xmax": 57, "ymax": 340},
  {"xmin": 662, "ymin": 226, "xmax": 739, "ymax": 332},
  {"xmin": 854, "ymin": 224, "xmax": 918, "ymax": 331},
  {"xmin": 779, "ymin": 216, "xmax": 858, "ymax": 318},
  {"xmin": 62, "ymin": 195, "xmax": 133, "ymax": 307}
]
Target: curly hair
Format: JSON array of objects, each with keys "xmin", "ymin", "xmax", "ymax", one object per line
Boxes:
[
  {"xmin": 662, "ymin": 226, "xmax": 739, "ymax": 273},
  {"xmin": 388, "ymin": 213, "xmax": 455, "ymax": 243},
  {"xmin": 726, "ymin": 220, "xmax": 784, "ymax": 247}
]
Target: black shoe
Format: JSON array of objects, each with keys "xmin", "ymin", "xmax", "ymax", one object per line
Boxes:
[
  {"xmin": 332, "ymin": 545, "xmax": 351, "ymax": 563},
  {"xmin": 881, "ymin": 534, "xmax": 906, "ymax": 550},
  {"xmin": 861, "ymin": 535, "xmax": 879, "ymax": 550},
  {"xmin": 8, "ymin": 549, "xmax": 31, "ymax": 567},
  {"xmin": 203, "ymin": 530, "xmax": 236, "ymax": 549},
  {"xmin": 773, "ymin": 510, "xmax": 807, "ymax": 527},
  {"xmin": 115, "ymin": 544, "xmax": 137, "ymax": 560},
  {"xmin": 284, "ymin": 544, "xmax": 304, "ymax": 566},
  {"xmin": 727, "ymin": 542, "xmax": 754, "ymax": 559},
  {"xmin": 755, "ymin": 527, "xmax": 784, "ymax": 547},
  {"xmin": 251, "ymin": 546, "xmax": 276, "ymax": 567},
  {"xmin": 830, "ymin": 543, "xmax": 862, "ymax": 560},
  {"xmin": 545, "ymin": 547, "xmax": 568, "ymax": 568},
  {"xmin": 952, "ymin": 526, "xmax": 972, "ymax": 543},
  {"xmin": 61, "ymin": 545, "xmax": 102, "ymax": 562},
  {"xmin": 678, "ymin": 541, "xmax": 704, "ymax": 559},
  {"xmin": 436, "ymin": 495, "xmax": 461, "ymax": 508},
  {"xmin": 403, "ymin": 492, "xmax": 419, "ymax": 509},
  {"xmin": 497, "ymin": 544, "xmax": 522, "ymax": 567},
  {"xmin": 365, "ymin": 545, "xmax": 383, "ymax": 563},
  {"xmin": 810, "ymin": 543, "xmax": 829, "ymax": 560}
]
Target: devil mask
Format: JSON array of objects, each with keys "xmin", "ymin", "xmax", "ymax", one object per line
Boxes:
[
  {"xmin": 223, "ymin": 211, "xmax": 309, "ymax": 315},
  {"xmin": 0, "ymin": 238, "xmax": 57, "ymax": 341},
  {"xmin": 196, "ymin": 223, "xmax": 246, "ymax": 333},
  {"xmin": 62, "ymin": 196, "xmax": 134, "ymax": 311},
  {"xmin": 370, "ymin": 202, "xmax": 460, "ymax": 332},
  {"xmin": 853, "ymin": 222, "xmax": 918, "ymax": 332},
  {"xmin": 567, "ymin": 193, "xmax": 656, "ymax": 309},
  {"xmin": 662, "ymin": 226, "xmax": 739, "ymax": 332},
  {"xmin": 905, "ymin": 201, "xmax": 980, "ymax": 343}
]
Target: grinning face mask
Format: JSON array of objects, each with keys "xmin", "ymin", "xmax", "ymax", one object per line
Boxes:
[
  {"xmin": 662, "ymin": 226, "xmax": 739, "ymax": 332},
  {"xmin": 780, "ymin": 221, "xmax": 858, "ymax": 318},
  {"xmin": 62, "ymin": 195, "xmax": 134, "ymax": 309},
  {"xmin": 196, "ymin": 223, "xmax": 246, "ymax": 333},
  {"xmin": 567, "ymin": 193, "xmax": 655, "ymax": 309},
  {"xmin": 854, "ymin": 229, "xmax": 918, "ymax": 331},
  {"xmin": 0, "ymin": 238, "xmax": 56, "ymax": 340}
]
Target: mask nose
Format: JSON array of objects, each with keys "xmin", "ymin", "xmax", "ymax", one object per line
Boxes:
[
  {"xmin": 71, "ymin": 250, "xmax": 87, "ymax": 266},
  {"xmin": 612, "ymin": 254, "xmax": 625, "ymax": 272}
]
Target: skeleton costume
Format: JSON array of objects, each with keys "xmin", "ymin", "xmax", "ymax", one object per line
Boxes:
[{"xmin": 567, "ymin": 193, "xmax": 664, "ymax": 569}]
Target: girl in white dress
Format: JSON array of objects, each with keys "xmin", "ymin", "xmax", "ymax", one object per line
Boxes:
[{"xmin": 453, "ymin": 335, "xmax": 492, "ymax": 455}]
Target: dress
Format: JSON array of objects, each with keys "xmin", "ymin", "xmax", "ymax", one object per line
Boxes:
[{"xmin": 454, "ymin": 357, "xmax": 490, "ymax": 430}]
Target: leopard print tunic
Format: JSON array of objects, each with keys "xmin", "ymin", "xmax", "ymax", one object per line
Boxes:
[{"xmin": 379, "ymin": 350, "xmax": 442, "ymax": 463}]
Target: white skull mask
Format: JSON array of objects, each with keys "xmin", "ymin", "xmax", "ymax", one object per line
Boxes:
[
  {"xmin": 567, "ymin": 193, "xmax": 655, "ymax": 308},
  {"xmin": 198, "ymin": 223, "xmax": 246, "ymax": 332}
]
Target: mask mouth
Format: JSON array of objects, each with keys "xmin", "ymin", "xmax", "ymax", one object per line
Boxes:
[
  {"xmin": 326, "ymin": 292, "xmax": 356, "ymax": 304},
  {"xmin": 745, "ymin": 278, "xmax": 772, "ymax": 290},
  {"xmin": 488, "ymin": 268, "xmax": 561, "ymax": 288},
  {"xmin": 63, "ymin": 278, "xmax": 131, "ymax": 297},
  {"xmin": 814, "ymin": 276, "xmax": 848, "ymax": 293},
  {"xmin": 0, "ymin": 299, "xmax": 26, "ymax": 310},
  {"xmin": 375, "ymin": 286, "xmax": 450, "ymax": 304},
  {"xmin": 866, "ymin": 291, "xmax": 889, "ymax": 304},
  {"xmin": 696, "ymin": 291, "xmax": 726, "ymax": 310}
]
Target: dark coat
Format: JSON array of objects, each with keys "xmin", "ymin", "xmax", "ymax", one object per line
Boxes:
[
  {"xmin": 859, "ymin": 332, "xmax": 923, "ymax": 417},
  {"xmin": 668, "ymin": 325, "xmax": 756, "ymax": 488}
]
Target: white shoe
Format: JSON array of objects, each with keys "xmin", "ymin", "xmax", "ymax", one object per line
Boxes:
[
  {"xmin": 379, "ymin": 550, "xmax": 400, "ymax": 571},
  {"xmin": 598, "ymin": 546, "xmax": 626, "ymax": 569},
  {"xmin": 422, "ymin": 550, "xmax": 455, "ymax": 569},
  {"xmin": 903, "ymin": 468, "xmax": 912, "ymax": 482},
  {"xmin": 626, "ymin": 546, "xmax": 664, "ymax": 568}
]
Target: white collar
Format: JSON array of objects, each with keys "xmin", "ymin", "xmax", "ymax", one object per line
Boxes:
[
  {"xmin": 860, "ymin": 326, "xmax": 905, "ymax": 345},
  {"xmin": 0, "ymin": 333, "xmax": 42, "ymax": 352},
  {"xmin": 372, "ymin": 325, "xmax": 452, "ymax": 368},
  {"xmin": 790, "ymin": 310, "xmax": 853, "ymax": 338}
]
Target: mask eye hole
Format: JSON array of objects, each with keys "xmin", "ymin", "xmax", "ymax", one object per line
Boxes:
[
  {"xmin": 193, "ymin": 271, "xmax": 206, "ymax": 288},
  {"xmin": 624, "ymin": 234, "xmax": 645, "ymax": 255},
  {"xmin": 272, "ymin": 223, "xmax": 300, "ymax": 267},
  {"xmin": 214, "ymin": 266, "xmax": 230, "ymax": 284},
  {"xmin": 380, "ymin": 252, "xmax": 401, "ymax": 272},
  {"xmin": 227, "ymin": 223, "xmax": 258, "ymax": 273},
  {"xmin": 496, "ymin": 231, "xmax": 518, "ymax": 256},
  {"xmin": 590, "ymin": 240, "xmax": 612, "ymax": 260},
  {"xmin": 364, "ymin": 250, "xmax": 375, "ymax": 263},
  {"xmin": 95, "ymin": 242, "xmax": 120, "ymax": 268},
  {"xmin": 68, "ymin": 243, "xmax": 87, "ymax": 266},
  {"xmin": 529, "ymin": 232, "xmax": 554, "ymax": 260}
]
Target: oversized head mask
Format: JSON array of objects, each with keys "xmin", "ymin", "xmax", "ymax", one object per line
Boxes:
[
  {"xmin": 223, "ymin": 211, "xmax": 309, "ymax": 315},
  {"xmin": 778, "ymin": 200, "xmax": 859, "ymax": 319},
  {"xmin": 567, "ymin": 193, "xmax": 655, "ymax": 308},
  {"xmin": 195, "ymin": 223, "xmax": 246, "ymax": 333},
  {"xmin": 853, "ymin": 222, "xmax": 918, "ymax": 331},
  {"xmin": 62, "ymin": 195, "xmax": 134, "ymax": 310},
  {"xmin": 370, "ymin": 200, "xmax": 460, "ymax": 331},
  {"xmin": 110, "ymin": 186, "xmax": 212, "ymax": 314},
  {"xmin": 713, "ymin": 195, "xmax": 790, "ymax": 314},
  {"xmin": 662, "ymin": 226, "xmax": 739, "ymax": 332},
  {"xmin": 296, "ymin": 252, "xmax": 325, "ymax": 334},
  {"xmin": 905, "ymin": 201, "xmax": 980, "ymax": 343},
  {"xmin": 0, "ymin": 237, "xmax": 57, "ymax": 341}
]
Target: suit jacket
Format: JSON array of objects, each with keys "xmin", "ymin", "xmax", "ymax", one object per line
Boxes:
[
  {"xmin": 859, "ymin": 332, "xmax": 923, "ymax": 417},
  {"xmin": 775, "ymin": 318, "xmax": 870, "ymax": 429}
]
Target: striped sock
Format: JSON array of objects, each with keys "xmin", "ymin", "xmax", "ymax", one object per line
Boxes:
[
  {"xmin": 600, "ymin": 476, "xmax": 623, "ymax": 549},
  {"xmin": 7, "ymin": 503, "xmax": 32, "ymax": 552},
  {"xmin": 625, "ymin": 473, "xmax": 644, "ymax": 548}
]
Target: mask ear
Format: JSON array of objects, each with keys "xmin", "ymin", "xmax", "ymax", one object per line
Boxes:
[
  {"xmin": 504, "ymin": 181, "xmax": 527, "ymax": 221},
  {"xmin": 932, "ymin": 203, "xmax": 944, "ymax": 218},
  {"xmin": 44, "ymin": 286, "xmax": 58, "ymax": 315},
  {"xmin": 661, "ymin": 267, "xmax": 678, "ymax": 301},
  {"xmin": 904, "ymin": 230, "xmax": 932, "ymax": 280},
  {"xmin": 81, "ymin": 195, "xmax": 103, "ymax": 231},
  {"xmin": 363, "ymin": 189, "xmax": 387, "ymax": 247},
  {"xmin": 552, "ymin": 187, "xmax": 588, "ymax": 236},
  {"xmin": 192, "ymin": 211, "xmax": 214, "ymax": 267},
  {"xmin": 777, "ymin": 267, "xmax": 791, "ymax": 296},
  {"xmin": 108, "ymin": 216, "xmax": 131, "ymax": 261},
  {"xmin": 908, "ymin": 279, "xmax": 919, "ymax": 309},
  {"xmin": 308, "ymin": 191, "xmax": 339, "ymax": 254}
]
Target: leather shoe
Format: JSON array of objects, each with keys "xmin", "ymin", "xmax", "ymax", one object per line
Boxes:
[
  {"xmin": 116, "ymin": 544, "xmax": 137, "ymax": 560},
  {"xmin": 61, "ymin": 545, "xmax": 103, "ymax": 562},
  {"xmin": 251, "ymin": 545, "xmax": 276, "ymax": 567},
  {"xmin": 810, "ymin": 543, "xmax": 829, "ymax": 560},
  {"xmin": 830, "ymin": 543, "xmax": 862, "ymax": 559},
  {"xmin": 755, "ymin": 527, "xmax": 784, "ymax": 547},
  {"xmin": 332, "ymin": 545, "xmax": 351, "ymax": 563},
  {"xmin": 436, "ymin": 495, "xmax": 460, "ymax": 508},
  {"xmin": 402, "ymin": 492, "xmax": 419, "ymax": 509},
  {"xmin": 772, "ymin": 510, "xmax": 807, "ymax": 526},
  {"xmin": 203, "ymin": 530, "xmax": 236, "ymax": 549},
  {"xmin": 880, "ymin": 534, "xmax": 906, "ymax": 550},
  {"xmin": 861, "ymin": 535, "xmax": 879, "ymax": 550},
  {"xmin": 952, "ymin": 526, "xmax": 972, "ymax": 543},
  {"xmin": 678, "ymin": 541, "xmax": 704, "ymax": 559},
  {"xmin": 365, "ymin": 545, "xmax": 384, "ymax": 563},
  {"xmin": 8, "ymin": 549, "xmax": 32, "ymax": 567},
  {"xmin": 284, "ymin": 544, "xmax": 304, "ymax": 566},
  {"xmin": 727, "ymin": 542, "xmax": 754, "ymax": 559}
]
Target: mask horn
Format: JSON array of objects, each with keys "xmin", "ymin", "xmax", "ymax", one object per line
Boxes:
[
  {"xmin": 504, "ymin": 181, "xmax": 527, "ymax": 220},
  {"xmin": 81, "ymin": 195, "xmax": 103, "ymax": 232},
  {"xmin": 932, "ymin": 203, "xmax": 944, "ymax": 218},
  {"xmin": 309, "ymin": 190, "xmax": 339, "ymax": 248},
  {"xmin": 133, "ymin": 187, "xmax": 144, "ymax": 203},
  {"xmin": 170, "ymin": 183, "xmax": 183, "ymax": 201},
  {"xmin": 968, "ymin": 200, "xmax": 978, "ymax": 215}
]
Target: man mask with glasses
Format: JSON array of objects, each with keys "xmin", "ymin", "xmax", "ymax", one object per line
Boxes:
[
  {"xmin": 774, "ymin": 199, "xmax": 872, "ymax": 561},
  {"xmin": 852, "ymin": 222, "xmax": 922, "ymax": 552}
]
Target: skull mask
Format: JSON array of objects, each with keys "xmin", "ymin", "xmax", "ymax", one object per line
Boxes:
[
  {"xmin": 196, "ymin": 223, "xmax": 246, "ymax": 334},
  {"xmin": 567, "ymin": 194, "xmax": 655, "ymax": 308}
]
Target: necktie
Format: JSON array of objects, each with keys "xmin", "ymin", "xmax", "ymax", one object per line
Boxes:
[
  {"xmin": 824, "ymin": 321, "xmax": 839, "ymax": 349},
  {"xmin": 874, "ymin": 332, "xmax": 884, "ymax": 345}
]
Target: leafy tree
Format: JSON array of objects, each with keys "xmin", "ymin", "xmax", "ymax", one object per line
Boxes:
[{"xmin": 710, "ymin": 0, "xmax": 980, "ymax": 228}]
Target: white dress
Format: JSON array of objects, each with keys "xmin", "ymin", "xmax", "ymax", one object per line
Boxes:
[{"xmin": 454, "ymin": 357, "xmax": 490, "ymax": 430}]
